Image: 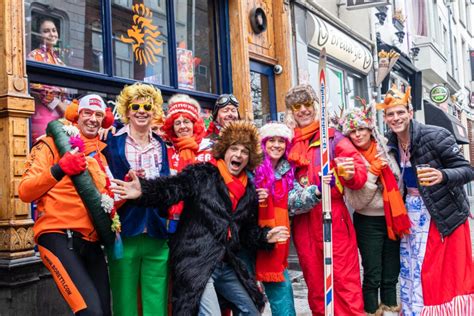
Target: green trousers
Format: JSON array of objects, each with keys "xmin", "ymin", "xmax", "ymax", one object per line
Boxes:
[{"xmin": 108, "ymin": 234, "xmax": 169, "ymax": 316}]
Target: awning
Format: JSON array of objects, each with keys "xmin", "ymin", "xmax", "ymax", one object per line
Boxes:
[{"xmin": 424, "ymin": 101, "xmax": 469, "ymax": 145}]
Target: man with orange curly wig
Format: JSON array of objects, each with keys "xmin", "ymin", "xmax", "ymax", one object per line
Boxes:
[
  {"xmin": 19, "ymin": 94, "xmax": 114, "ymax": 315},
  {"xmin": 112, "ymin": 121, "xmax": 290, "ymax": 315},
  {"xmin": 379, "ymin": 85, "xmax": 474, "ymax": 315},
  {"xmin": 103, "ymin": 82, "xmax": 171, "ymax": 316}
]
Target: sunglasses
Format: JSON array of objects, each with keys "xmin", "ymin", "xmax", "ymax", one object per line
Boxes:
[
  {"xmin": 216, "ymin": 94, "xmax": 239, "ymax": 107},
  {"xmin": 129, "ymin": 103, "xmax": 153, "ymax": 112},
  {"xmin": 291, "ymin": 102, "xmax": 313, "ymax": 112}
]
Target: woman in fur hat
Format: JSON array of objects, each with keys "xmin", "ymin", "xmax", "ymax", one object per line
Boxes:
[
  {"xmin": 254, "ymin": 122, "xmax": 296, "ymax": 315},
  {"xmin": 111, "ymin": 121, "xmax": 289, "ymax": 315},
  {"xmin": 339, "ymin": 104, "xmax": 410, "ymax": 316}
]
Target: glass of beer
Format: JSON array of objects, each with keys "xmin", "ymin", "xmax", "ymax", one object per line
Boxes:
[
  {"xmin": 334, "ymin": 157, "xmax": 349, "ymax": 178},
  {"xmin": 416, "ymin": 164, "xmax": 431, "ymax": 186}
]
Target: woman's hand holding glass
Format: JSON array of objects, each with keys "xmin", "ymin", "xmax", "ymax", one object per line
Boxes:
[{"xmin": 334, "ymin": 157, "xmax": 355, "ymax": 181}]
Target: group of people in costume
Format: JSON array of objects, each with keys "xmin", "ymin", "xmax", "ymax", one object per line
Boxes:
[{"xmin": 19, "ymin": 78, "xmax": 473, "ymax": 316}]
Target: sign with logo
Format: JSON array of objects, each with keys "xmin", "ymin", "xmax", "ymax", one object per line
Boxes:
[
  {"xmin": 308, "ymin": 14, "xmax": 373, "ymax": 74},
  {"xmin": 347, "ymin": 0, "xmax": 390, "ymax": 10},
  {"xmin": 430, "ymin": 85, "xmax": 450, "ymax": 104}
]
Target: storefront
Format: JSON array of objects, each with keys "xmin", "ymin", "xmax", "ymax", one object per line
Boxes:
[
  {"xmin": 292, "ymin": 2, "xmax": 374, "ymax": 113},
  {"xmin": 0, "ymin": 0, "xmax": 292, "ymax": 313}
]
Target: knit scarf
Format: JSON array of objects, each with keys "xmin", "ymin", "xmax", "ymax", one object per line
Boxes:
[
  {"xmin": 359, "ymin": 140, "xmax": 411, "ymax": 240},
  {"xmin": 256, "ymin": 179, "xmax": 290, "ymax": 282},
  {"xmin": 288, "ymin": 121, "xmax": 319, "ymax": 167},
  {"xmin": 216, "ymin": 159, "xmax": 248, "ymax": 211},
  {"xmin": 168, "ymin": 136, "xmax": 200, "ymax": 222},
  {"xmin": 171, "ymin": 136, "xmax": 199, "ymax": 172}
]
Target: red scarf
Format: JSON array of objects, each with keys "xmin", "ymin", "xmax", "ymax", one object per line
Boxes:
[
  {"xmin": 256, "ymin": 179, "xmax": 290, "ymax": 282},
  {"xmin": 360, "ymin": 140, "xmax": 411, "ymax": 240},
  {"xmin": 288, "ymin": 121, "xmax": 319, "ymax": 167}
]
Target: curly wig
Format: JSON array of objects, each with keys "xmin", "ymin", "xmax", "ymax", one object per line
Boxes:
[
  {"xmin": 161, "ymin": 94, "xmax": 205, "ymax": 141},
  {"xmin": 115, "ymin": 82, "xmax": 164, "ymax": 124},
  {"xmin": 212, "ymin": 120, "xmax": 263, "ymax": 171}
]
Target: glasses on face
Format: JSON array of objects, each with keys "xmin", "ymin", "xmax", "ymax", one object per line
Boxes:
[
  {"xmin": 129, "ymin": 103, "xmax": 153, "ymax": 112},
  {"xmin": 291, "ymin": 102, "xmax": 313, "ymax": 112},
  {"xmin": 81, "ymin": 110, "xmax": 104, "ymax": 119},
  {"xmin": 216, "ymin": 94, "xmax": 239, "ymax": 107}
]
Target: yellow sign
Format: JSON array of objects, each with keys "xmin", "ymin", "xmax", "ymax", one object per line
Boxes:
[{"xmin": 120, "ymin": 4, "xmax": 162, "ymax": 66}]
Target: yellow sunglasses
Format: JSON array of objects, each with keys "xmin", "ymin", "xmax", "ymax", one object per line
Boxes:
[
  {"xmin": 129, "ymin": 103, "xmax": 153, "ymax": 112},
  {"xmin": 291, "ymin": 102, "xmax": 313, "ymax": 112}
]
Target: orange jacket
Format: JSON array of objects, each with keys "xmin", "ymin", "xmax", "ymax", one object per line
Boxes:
[{"xmin": 19, "ymin": 137, "xmax": 106, "ymax": 242}]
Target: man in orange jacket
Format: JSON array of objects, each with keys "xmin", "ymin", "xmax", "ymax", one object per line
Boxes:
[{"xmin": 19, "ymin": 94, "xmax": 114, "ymax": 316}]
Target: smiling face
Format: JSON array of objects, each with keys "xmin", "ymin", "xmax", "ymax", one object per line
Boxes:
[
  {"xmin": 39, "ymin": 20, "xmax": 59, "ymax": 48},
  {"xmin": 224, "ymin": 144, "xmax": 250, "ymax": 176},
  {"xmin": 77, "ymin": 109, "xmax": 104, "ymax": 138},
  {"xmin": 292, "ymin": 103, "xmax": 317, "ymax": 128},
  {"xmin": 349, "ymin": 128, "xmax": 372, "ymax": 150},
  {"xmin": 173, "ymin": 114, "xmax": 194, "ymax": 138},
  {"xmin": 127, "ymin": 97, "xmax": 153, "ymax": 130},
  {"xmin": 383, "ymin": 105, "xmax": 413, "ymax": 135},
  {"xmin": 216, "ymin": 105, "xmax": 239, "ymax": 128},
  {"xmin": 265, "ymin": 136, "xmax": 286, "ymax": 165}
]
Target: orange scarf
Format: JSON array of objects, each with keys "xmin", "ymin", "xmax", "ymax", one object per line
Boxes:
[
  {"xmin": 288, "ymin": 121, "xmax": 319, "ymax": 167},
  {"xmin": 172, "ymin": 136, "xmax": 199, "ymax": 172},
  {"xmin": 256, "ymin": 179, "xmax": 290, "ymax": 282},
  {"xmin": 359, "ymin": 141, "xmax": 411, "ymax": 240},
  {"xmin": 216, "ymin": 159, "xmax": 248, "ymax": 211}
]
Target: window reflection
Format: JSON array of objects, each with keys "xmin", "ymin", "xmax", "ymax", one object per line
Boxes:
[
  {"xmin": 26, "ymin": 1, "xmax": 104, "ymax": 72},
  {"xmin": 250, "ymin": 71, "xmax": 271, "ymax": 128},
  {"xmin": 112, "ymin": 1, "xmax": 170, "ymax": 85},
  {"xmin": 175, "ymin": 0, "xmax": 217, "ymax": 93}
]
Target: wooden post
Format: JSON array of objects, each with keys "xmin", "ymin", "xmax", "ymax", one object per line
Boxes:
[{"xmin": 0, "ymin": 0, "xmax": 36, "ymax": 260}]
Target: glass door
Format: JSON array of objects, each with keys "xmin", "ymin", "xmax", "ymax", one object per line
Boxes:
[{"xmin": 250, "ymin": 61, "xmax": 277, "ymax": 127}]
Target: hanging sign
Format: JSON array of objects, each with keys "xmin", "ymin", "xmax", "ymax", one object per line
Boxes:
[
  {"xmin": 347, "ymin": 0, "xmax": 390, "ymax": 10},
  {"xmin": 430, "ymin": 85, "xmax": 450, "ymax": 104},
  {"xmin": 308, "ymin": 14, "xmax": 373, "ymax": 74}
]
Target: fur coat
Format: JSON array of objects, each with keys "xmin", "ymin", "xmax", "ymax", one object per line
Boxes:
[{"xmin": 138, "ymin": 162, "xmax": 271, "ymax": 315}]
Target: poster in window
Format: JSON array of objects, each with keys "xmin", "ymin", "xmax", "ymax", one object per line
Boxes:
[{"xmin": 177, "ymin": 48, "xmax": 195, "ymax": 90}]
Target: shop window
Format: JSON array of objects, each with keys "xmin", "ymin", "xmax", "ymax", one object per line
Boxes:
[
  {"xmin": 174, "ymin": 0, "xmax": 217, "ymax": 93},
  {"xmin": 26, "ymin": 1, "xmax": 104, "ymax": 72},
  {"xmin": 112, "ymin": 1, "xmax": 170, "ymax": 85},
  {"xmin": 308, "ymin": 54, "xmax": 367, "ymax": 114}
]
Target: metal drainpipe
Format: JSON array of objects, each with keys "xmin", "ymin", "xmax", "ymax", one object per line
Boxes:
[
  {"xmin": 447, "ymin": 2, "xmax": 455, "ymax": 76},
  {"xmin": 370, "ymin": 11, "xmax": 384, "ymax": 133}
]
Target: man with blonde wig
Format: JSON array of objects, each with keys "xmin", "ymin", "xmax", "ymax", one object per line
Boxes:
[{"xmin": 104, "ymin": 82, "xmax": 170, "ymax": 316}]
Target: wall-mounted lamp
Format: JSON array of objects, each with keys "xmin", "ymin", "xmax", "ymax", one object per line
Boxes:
[
  {"xmin": 375, "ymin": 12, "xmax": 387, "ymax": 25},
  {"xmin": 395, "ymin": 31, "xmax": 405, "ymax": 43},
  {"xmin": 410, "ymin": 47, "xmax": 420, "ymax": 58}
]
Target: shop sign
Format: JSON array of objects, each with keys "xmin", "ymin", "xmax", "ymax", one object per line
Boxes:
[
  {"xmin": 430, "ymin": 85, "xmax": 449, "ymax": 104},
  {"xmin": 308, "ymin": 14, "xmax": 373, "ymax": 74},
  {"xmin": 347, "ymin": 0, "xmax": 390, "ymax": 10}
]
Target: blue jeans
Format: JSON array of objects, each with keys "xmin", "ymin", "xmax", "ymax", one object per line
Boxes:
[{"xmin": 198, "ymin": 262, "xmax": 259, "ymax": 316}]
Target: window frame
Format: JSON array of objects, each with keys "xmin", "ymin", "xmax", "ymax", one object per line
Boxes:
[{"xmin": 25, "ymin": 0, "xmax": 233, "ymax": 106}]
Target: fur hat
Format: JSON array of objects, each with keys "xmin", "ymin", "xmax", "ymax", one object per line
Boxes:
[
  {"xmin": 259, "ymin": 122, "xmax": 293, "ymax": 142},
  {"xmin": 285, "ymin": 84, "xmax": 319, "ymax": 110},
  {"xmin": 166, "ymin": 94, "xmax": 201, "ymax": 121},
  {"xmin": 212, "ymin": 120, "xmax": 263, "ymax": 171},
  {"xmin": 376, "ymin": 84, "xmax": 411, "ymax": 110},
  {"xmin": 64, "ymin": 95, "xmax": 114, "ymax": 129}
]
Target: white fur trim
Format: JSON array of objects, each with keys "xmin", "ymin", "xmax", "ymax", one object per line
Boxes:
[{"xmin": 259, "ymin": 122, "xmax": 293, "ymax": 142}]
